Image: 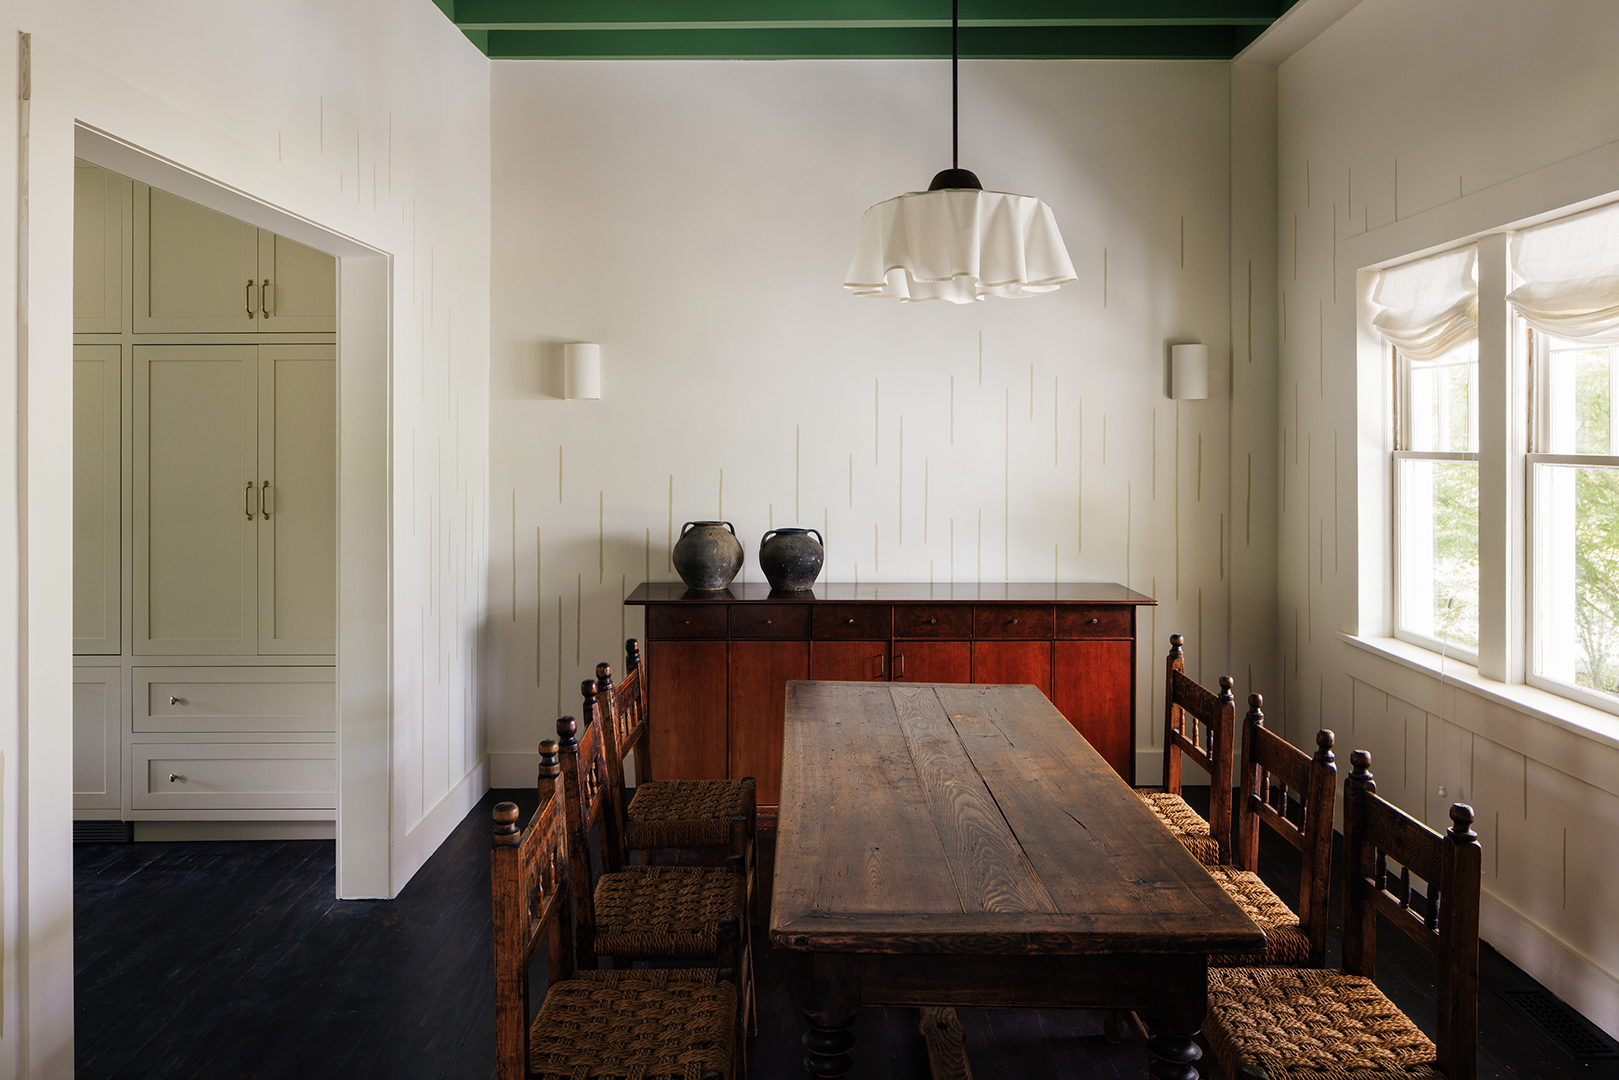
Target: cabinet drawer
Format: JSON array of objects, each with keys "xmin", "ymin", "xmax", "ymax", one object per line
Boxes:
[
  {"xmin": 813, "ymin": 604, "xmax": 891, "ymax": 640},
  {"xmin": 974, "ymin": 604, "xmax": 1054, "ymax": 639},
  {"xmin": 1055, "ymin": 605, "xmax": 1135, "ymax": 639},
  {"xmin": 893, "ymin": 604, "xmax": 973, "ymax": 639},
  {"xmin": 131, "ymin": 742, "xmax": 335, "ymax": 810},
  {"xmin": 730, "ymin": 604, "xmax": 810, "ymax": 639},
  {"xmin": 646, "ymin": 604, "xmax": 728, "ymax": 639},
  {"xmin": 135, "ymin": 667, "xmax": 335, "ymax": 733}
]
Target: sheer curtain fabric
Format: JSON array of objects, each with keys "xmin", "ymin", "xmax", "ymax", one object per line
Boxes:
[
  {"xmin": 1509, "ymin": 201, "xmax": 1619, "ymax": 344},
  {"xmin": 1371, "ymin": 245, "xmax": 1478, "ymax": 360}
]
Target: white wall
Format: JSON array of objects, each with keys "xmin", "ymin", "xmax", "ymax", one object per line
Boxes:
[
  {"xmin": 485, "ymin": 59, "xmax": 1279, "ymax": 786},
  {"xmin": 0, "ymin": 1, "xmax": 491, "ymax": 1072},
  {"xmin": 1276, "ymin": 0, "xmax": 1619, "ymax": 1037}
]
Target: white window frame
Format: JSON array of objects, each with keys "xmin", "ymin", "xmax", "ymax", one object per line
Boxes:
[
  {"xmin": 1391, "ymin": 343, "xmax": 1482, "ymax": 664},
  {"xmin": 1525, "ymin": 331, "xmax": 1619, "ymax": 716}
]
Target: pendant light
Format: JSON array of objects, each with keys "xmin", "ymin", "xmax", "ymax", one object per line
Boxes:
[{"xmin": 843, "ymin": 0, "xmax": 1076, "ymax": 304}]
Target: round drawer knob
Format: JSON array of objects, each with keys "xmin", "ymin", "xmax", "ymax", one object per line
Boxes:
[
  {"xmin": 765, "ymin": 619, "xmax": 773, "ymax": 624},
  {"xmin": 930, "ymin": 618, "xmax": 938, "ymax": 624},
  {"xmin": 168, "ymin": 773, "xmax": 185, "ymax": 784},
  {"xmin": 1010, "ymin": 618, "xmax": 1020, "ymax": 624},
  {"xmin": 848, "ymin": 618, "xmax": 855, "ymax": 624},
  {"xmin": 169, "ymin": 696, "xmax": 184, "ymax": 705},
  {"xmin": 1088, "ymin": 618, "xmax": 1099, "ymax": 625}
]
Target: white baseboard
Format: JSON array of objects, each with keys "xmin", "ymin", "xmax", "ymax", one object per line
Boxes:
[
  {"xmin": 1482, "ymin": 889, "xmax": 1619, "ymax": 1040},
  {"xmin": 134, "ymin": 820, "xmax": 336, "ymax": 842},
  {"xmin": 399, "ymin": 757, "xmax": 490, "ymax": 893}
]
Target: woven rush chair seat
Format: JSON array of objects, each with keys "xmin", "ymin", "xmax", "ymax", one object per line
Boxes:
[
  {"xmin": 594, "ymin": 866, "xmax": 747, "ymax": 958},
  {"xmin": 625, "ymin": 780, "xmax": 756, "ymax": 851},
  {"xmin": 530, "ymin": 968, "xmax": 737, "ymax": 1080},
  {"xmin": 1205, "ymin": 966, "xmax": 1444, "ymax": 1080},
  {"xmin": 1205, "ymin": 866, "xmax": 1313, "ymax": 967},
  {"xmin": 1136, "ymin": 789, "xmax": 1221, "ymax": 866}
]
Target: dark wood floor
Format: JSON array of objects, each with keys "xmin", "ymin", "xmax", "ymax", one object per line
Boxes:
[{"xmin": 75, "ymin": 788, "xmax": 1614, "ymax": 1079}]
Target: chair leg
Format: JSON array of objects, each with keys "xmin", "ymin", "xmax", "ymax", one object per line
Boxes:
[{"xmin": 1103, "ymin": 1010, "xmax": 1126, "ymax": 1044}]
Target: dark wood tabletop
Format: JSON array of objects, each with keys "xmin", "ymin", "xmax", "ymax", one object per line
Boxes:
[{"xmin": 769, "ymin": 680, "xmax": 1263, "ymax": 1078}]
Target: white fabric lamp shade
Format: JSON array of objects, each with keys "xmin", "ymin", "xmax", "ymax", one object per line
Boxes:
[
  {"xmin": 844, "ymin": 188, "xmax": 1077, "ymax": 304},
  {"xmin": 1170, "ymin": 344, "xmax": 1209, "ymax": 400},
  {"xmin": 563, "ymin": 343, "xmax": 601, "ymax": 400}
]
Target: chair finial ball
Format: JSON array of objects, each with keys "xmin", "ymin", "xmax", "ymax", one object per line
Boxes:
[
  {"xmin": 1317, "ymin": 729, "xmax": 1335, "ymax": 750},
  {"xmin": 596, "ymin": 662, "xmax": 613, "ymax": 681},
  {"xmin": 581, "ymin": 679, "xmax": 597, "ymax": 699},
  {"xmin": 539, "ymin": 738, "xmax": 559, "ymax": 756},
  {"xmin": 1249, "ymin": 692, "xmax": 1264, "ymax": 709},
  {"xmin": 1350, "ymin": 748, "xmax": 1372, "ymax": 772},
  {"xmin": 556, "ymin": 715, "xmax": 578, "ymax": 740},
  {"xmin": 1449, "ymin": 803, "xmax": 1475, "ymax": 828},
  {"xmin": 1169, "ymin": 633, "xmax": 1184, "ymax": 647},
  {"xmin": 1219, "ymin": 675, "xmax": 1234, "ymax": 690},
  {"xmin": 494, "ymin": 801, "xmax": 519, "ymax": 825}
]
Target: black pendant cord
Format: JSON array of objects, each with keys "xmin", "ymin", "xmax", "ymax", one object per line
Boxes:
[{"xmin": 926, "ymin": 0, "xmax": 981, "ymax": 190}]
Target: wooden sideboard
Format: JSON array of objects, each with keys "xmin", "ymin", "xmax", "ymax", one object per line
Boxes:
[{"xmin": 624, "ymin": 582, "xmax": 1156, "ymax": 809}]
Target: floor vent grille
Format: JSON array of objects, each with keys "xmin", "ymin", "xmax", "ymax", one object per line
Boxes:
[
  {"xmin": 1501, "ymin": 989, "xmax": 1619, "ymax": 1059},
  {"xmin": 73, "ymin": 821, "xmax": 133, "ymax": 844}
]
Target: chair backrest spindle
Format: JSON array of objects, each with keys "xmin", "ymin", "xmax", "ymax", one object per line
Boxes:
[{"xmin": 1160, "ymin": 634, "xmax": 1235, "ymax": 863}]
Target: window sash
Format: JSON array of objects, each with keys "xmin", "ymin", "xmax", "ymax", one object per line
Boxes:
[
  {"xmin": 1392, "ymin": 451, "xmax": 1481, "ymax": 664},
  {"xmin": 1526, "ymin": 453, "xmax": 1619, "ymax": 717}
]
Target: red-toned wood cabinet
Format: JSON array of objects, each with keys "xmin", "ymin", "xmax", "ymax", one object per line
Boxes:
[{"xmin": 627, "ymin": 583, "xmax": 1156, "ymax": 809}]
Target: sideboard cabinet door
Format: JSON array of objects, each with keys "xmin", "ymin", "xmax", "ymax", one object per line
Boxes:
[
  {"xmin": 1053, "ymin": 640, "xmax": 1134, "ymax": 784},
  {"xmin": 971, "ymin": 640, "xmax": 1053, "ymax": 697},
  {"xmin": 891, "ymin": 640, "xmax": 971, "ymax": 684},
  {"xmin": 647, "ymin": 639, "xmax": 729, "ymax": 782},
  {"xmin": 728, "ymin": 640, "xmax": 808, "ymax": 805}
]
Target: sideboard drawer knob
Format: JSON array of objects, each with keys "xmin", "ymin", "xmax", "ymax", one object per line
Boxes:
[
  {"xmin": 1088, "ymin": 618, "xmax": 1099, "ymax": 624},
  {"xmin": 930, "ymin": 618, "xmax": 938, "ymax": 624},
  {"xmin": 848, "ymin": 618, "xmax": 855, "ymax": 624}
]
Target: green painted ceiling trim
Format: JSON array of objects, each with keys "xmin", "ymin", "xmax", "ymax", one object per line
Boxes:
[
  {"xmin": 482, "ymin": 24, "xmax": 1246, "ymax": 59},
  {"xmin": 453, "ymin": 0, "xmax": 1288, "ymax": 23}
]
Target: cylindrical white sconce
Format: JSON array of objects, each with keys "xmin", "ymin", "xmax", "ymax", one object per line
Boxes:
[
  {"xmin": 563, "ymin": 343, "xmax": 602, "ymax": 400},
  {"xmin": 1170, "ymin": 344, "xmax": 1208, "ymax": 400}
]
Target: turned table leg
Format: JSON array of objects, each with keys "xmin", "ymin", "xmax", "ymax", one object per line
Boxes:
[
  {"xmin": 1142, "ymin": 956, "xmax": 1207, "ymax": 1080},
  {"xmin": 1144, "ymin": 1022, "xmax": 1202, "ymax": 1080},
  {"xmin": 802, "ymin": 954, "xmax": 858, "ymax": 1078}
]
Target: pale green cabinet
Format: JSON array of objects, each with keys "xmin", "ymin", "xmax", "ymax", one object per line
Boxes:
[{"xmin": 73, "ymin": 345, "xmax": 123, "ymax": 654}]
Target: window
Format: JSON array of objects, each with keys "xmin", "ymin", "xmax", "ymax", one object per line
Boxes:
[
  {"xmin": 1529, "ymin": 333, "xmax": 1619, "ymax": 708},
  {"xmin": 1375, "ymin": 201, "xmax": 1619, "ymax": 719},
  {"xmin": 1395, "ymin": 339, "xmax": 1480, "ymax": 657}
]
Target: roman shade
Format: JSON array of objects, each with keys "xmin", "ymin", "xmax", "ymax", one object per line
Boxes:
[
  {"xmin": 1509, "ymin": 201, "xmax": 1619, "ymax": 343},
  {"xmin": 1371, "ymin": 245, "xmax": 1478, "ymax": 361}
]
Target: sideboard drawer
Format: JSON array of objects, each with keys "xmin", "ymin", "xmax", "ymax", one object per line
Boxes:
[
  {"xmin": 974, "ymin": 604, "xmax": 1054, "ymax": 639},
  {"xmin": 731, "ymin": 604, "xmax": 810, "ymax": 639},
  {"xmin": 1055, "ymin": 605, "xmax": 1135, "ymax": 639},
  {"xmin": 813, "ymin": 604, "xmax": 891, "ymax": 639},
  {"xmin": 893, "ymin": 604, "xmax": 973, "ymax": 639},
  {"xmin": 647, "ymin": 604, "xmax": 729, "ymax": 639}
]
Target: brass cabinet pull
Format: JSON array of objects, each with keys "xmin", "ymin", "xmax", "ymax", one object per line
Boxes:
[
  {"xmin": 168, "ymin": 773, "xmax": 185, "ymax": 784},
  {"xmin": 1010, "ymin": 617, "xmax": 1020, "ymax": 624},
  {"xmin": 261, "ymin": 480, "xmax": 271, "ymax": 519},
  {"xmin": 169, "ymin": 696, "xmax": 183, "ymax": 706},
  {"xmin": 878, "ymin": 653, "xmax": 886, "ymax": 677},
  {"xmin": 261, "ymin": 279, "xmax": 272, "ymax": 317},
  {"xmin": 244, "ymin": 482, "xmax": 255, "ymax": 520},
  {"xmin": 897, "ymin": 654, "xmax": 905, "ymax": 678},
  {"xmin": 847, "ymin": 618, "xmax": 855, "ymax": 624},
  {"xmin": 246, "ymin": 279, "xmax": 255, "ymax": 317},
  {"xmin": 929, "ymin": 618, "xmax": 938, "ymax": 624},
  {"xmin": 1088, "ymin": 617, "xmax": 1099, "ymax": 624}
]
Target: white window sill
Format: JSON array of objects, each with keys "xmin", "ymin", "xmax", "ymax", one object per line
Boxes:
[{"xmin": 1339, "ymin": 633, "xmax": 1619, "ymax": 754}]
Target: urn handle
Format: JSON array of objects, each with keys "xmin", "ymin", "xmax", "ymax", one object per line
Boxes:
[
  {"xmin": 760, "ymin": 528, "xmax": 824, "ymax": 546},
  {"xmin": 680, "ymin": 520, "xmax": 736, "ymax": 538}
]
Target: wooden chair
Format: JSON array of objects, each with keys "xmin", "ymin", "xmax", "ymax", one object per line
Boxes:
[
  {"xmin": 491, "ymin": 771, "xmax": 741, "ymax": 1080},
  {"xmin": 1205, "ymin": 750, "xmax": 1482, "ymax": 1080},
  {"xmin": 596, "ymin": 641, "xmax": 758, "ymax": 916},
  {"xmin": 1134, "ymin": 634, "xmax": 1234, "ymax": 866},
  {"xmin": 1204, "ymin": 697, "xmax": 1336, "ymax": 968},
  {"xmin": 554, "ymin": 684, "xmax": 755, "ymax": 1036}
]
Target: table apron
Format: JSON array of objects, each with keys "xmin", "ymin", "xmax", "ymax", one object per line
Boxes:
[{"xmin": 814, "ymin": 951, "xmax": 1209, "ymax": 1030}]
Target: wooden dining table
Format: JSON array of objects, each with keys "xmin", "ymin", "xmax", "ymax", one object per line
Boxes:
[{"xmin": 769, "ymin": 680, "xmax": 1264, "ymax": 1079}]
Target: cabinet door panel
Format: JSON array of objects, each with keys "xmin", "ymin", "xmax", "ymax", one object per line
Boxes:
[
  {"xmin": 73, "ymin": 666, "xmax": 122, "ymax": 813},
  {"xmin": 74, "ymin": 345, "xmax": 122, "ymax": 654},
  {"xmin": 134, "ymin": 186, "xmax": 260, "ymax": 334},
  {"xmin": 74, "ymin": 163, "xmax": 127, "ymax": 333},
  {"xmin": 891, "ymin": 641, "xmax": 971, "ymax": 684},
  {"xmin": 1053, "ymin": 640, "xmax": 1134, "ymax": 783},
  {"xmin": 971, "ymin": 641, "xmax": 1052, "ymax": 697},
  {"xmin": 728, "ymin": 641, "xmax": 808, "ymax": 805},
  {"xmin": 134, "ymin": 346, "xmax": 258, "ymax": 654},
  {"xmin": 259, "ymin": 347, "xmax": 337, "ymax": 654},
  {"xmin": 258, "ymin": 231, "xmax": 337, "ymax": 332},
  {"xmin": 647, "ymin": 640, "xmax": 729, "ymax": 782},
  {"xmin": 809, "ymin": 640, "xmax": 889, "ymax": 682}
]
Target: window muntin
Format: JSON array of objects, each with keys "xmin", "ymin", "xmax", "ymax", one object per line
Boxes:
[
  {"xmin": 1394, "ymin": 339, "xmax": 1481, "ymax": 659},
  {"xmin": 1528, "ymin": 331, "xmax": 1619, "ymax": 712}
]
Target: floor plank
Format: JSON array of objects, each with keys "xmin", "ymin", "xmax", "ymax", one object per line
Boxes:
[{"xmin": 74, "ymin": 788, "xmax": 1614, "ymax": 1079}]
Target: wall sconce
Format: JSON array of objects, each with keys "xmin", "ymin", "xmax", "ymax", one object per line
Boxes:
[
  {"xmin": 1169, "ymin": 343, "xmax": 1208, "ymax": 400},
  {"xmin": 563, "ymin": 343, "xmax": 601, "ymax": 400}
]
